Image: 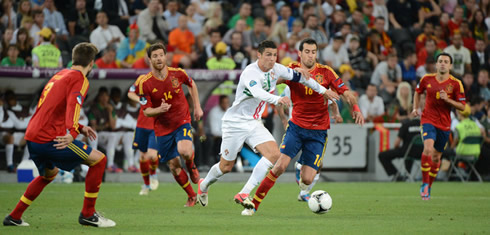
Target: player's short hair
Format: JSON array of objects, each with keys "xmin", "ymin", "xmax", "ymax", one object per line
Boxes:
[
  {"xmin": 147, "ymin": 43, "xmax": 167, "ymax": 58},
  {"xmin": 257, "ymin": 40, "xmax": 277, "ymax": 53},
  {"xmin": 436, "ymin": 52, "xmax": 453, "ymax": 64},
  {"xmin": 72, "ymin": 42, "xmax": 98, "ymax": 67},
  {"xmin": 299, "ymin": 38, "xmax": 317, "ymax": 51},
  {"xmin": 219, "ymin": 95, "xmax": 229, "ymax": 103}
]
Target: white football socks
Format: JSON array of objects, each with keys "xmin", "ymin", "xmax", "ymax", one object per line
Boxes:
[
  {"xmin": 200, "ymin": 162, "xmax": 223, "ymax": 193},
  {"xmin": 239, "ymin": 157, "xmax": 273, "ymax": 194},
  {"xmin": 6, "ymin": 144, "xmax": 13, "ymax": 166},
  {"xmin": 300, "ymin": 173, "xmax": 320, "ymax": 196}
]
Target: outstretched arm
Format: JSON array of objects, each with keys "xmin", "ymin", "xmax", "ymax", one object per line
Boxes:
[{"xmin": 187, "ymin": 79, "xmax": 203, "ymax": 121}]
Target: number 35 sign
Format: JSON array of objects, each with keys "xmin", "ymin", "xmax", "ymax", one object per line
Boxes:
[{"xmin": 323, "ymin": 124, "xmax": 367, "ymax": 169}]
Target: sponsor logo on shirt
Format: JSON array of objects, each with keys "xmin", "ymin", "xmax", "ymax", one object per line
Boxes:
[{"xmin": 250, "ymin": 80, "xmax": 257, "ymax": 87}]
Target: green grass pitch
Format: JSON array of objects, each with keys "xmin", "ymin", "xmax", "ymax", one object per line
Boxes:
[{"xmin": 1, "ymin": 182, "xmax": 490, "ymax": 234}]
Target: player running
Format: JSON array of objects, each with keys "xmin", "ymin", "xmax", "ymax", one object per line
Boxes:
[
  {"xmin": 196, "ymin": 40, "xmax": 340, "ymax": 207},
  {"xmin": 412, "ymin": 52, "xmax": 466, "ymax": 200},
  {"xmin": 240, "ymin": 38, "xmax": 364, "ymax": 216},
  {"xmin": 128, "ymin": 75, "xmax": 160, "ymax": 195},
  {"xmin": 3, "ymin": 43, "xmax": 116, "ymax": 227},
  {"xmin": 136, "ymin": 43, "xmax": 202, "ymax": 207}
]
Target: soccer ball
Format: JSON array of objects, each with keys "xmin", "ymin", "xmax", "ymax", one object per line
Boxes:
[{"xmin": 308, "ymin": 190, "xmax": 332, "ymax": 214}]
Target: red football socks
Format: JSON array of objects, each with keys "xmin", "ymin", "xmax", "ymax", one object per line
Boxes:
[
  {"xmin": 81, "ymin": 156, "xmax": 107, "ymax": 218},
  {"xmin": 252, "ymin": 171, "xmax": 278, "ymax": 210},
  {"xmin": 10, "ymin": 174, "xmax": 56, "ymax": 220},
  {"xmin": 140, "ymin": 159, "xmax": 150, "ymax": 186},
  {"xmin": 429, "ymin": 160, "xmax": 441, "ymax": 187},
  {"xmin": 421, "ymin": 154, "xmax": 431, "ymax": 184},
  {"xmin": 185, "ymin": 153, "xmax": 196, "ymax": 172},
  {"xmin": 173, "ymin": 168, "xmax": 196, "ymax": 197},
  {"xmin": 149, "ymin": 158, "xmax": 158, "ymax": 175}
]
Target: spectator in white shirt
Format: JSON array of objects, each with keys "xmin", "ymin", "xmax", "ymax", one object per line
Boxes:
[
  {"xmin": 137, "ymin": 0, "xmax": 169, "ymax": 43},
  {"xmin": 359, "ymin": 83, "xmax": 385, "ymax": 122},
  {"xmin": 444, "ymin": 33, "xmax": 472, "ymax": 77},
  {"xmin": 163, "ymin": 0, "xmax": 183, "ymax": 30},
  {"xmin": 90, "ymin": 11, "xmax": 125, "ymax": 52},
  {"xmin": 322, "ymin": 35, "xmax": 349, "ymax": 70}
]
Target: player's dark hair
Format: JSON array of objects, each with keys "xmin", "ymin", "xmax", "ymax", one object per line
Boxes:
[
  {"xmin": 299, "ymin": 38, "xmax": 318, "ymax": 51},
  {"xmin": 72, "ymin": 42, "xmax": 98, "ymax": 67},
  {"xmin": 257, "ymin": 40, "xmax": 277, "ymax": 53},
  {"xmin": 436, "ymin": 52, "xmax": 453, "ymax": 64},
  {"xmin": 219, "ymin": 95, "xmax": 229, "ymax": 103},
  {"xmin": 147, "ymin": 43, "xmax": 167, "ymax": 58}
]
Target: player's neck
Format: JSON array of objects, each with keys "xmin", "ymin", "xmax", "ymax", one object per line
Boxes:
[
  {"xmin": 436, "ymin": 72, "xmax": 450, "ymax": 81},
  {"xmin": 70, "ymin": 65, "xmax": 89, "ymax": 77},
  {"xmin": 152, "ymin": 66, "xmax": 168, "ymax": 80},
  {"xmin": 301, "ymin": 64, "xmax": 315, "ymax": 71}
]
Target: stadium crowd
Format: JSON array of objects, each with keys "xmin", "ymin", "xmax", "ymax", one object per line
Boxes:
[{"xmin": 0, "ymin": 0, "xmax": 489, "ymax": 179}]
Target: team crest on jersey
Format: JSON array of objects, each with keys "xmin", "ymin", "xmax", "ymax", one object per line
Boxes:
[
  {"xmin": 315, "ymin": 74, "xmax": 324, "ymax": 83},
  {"xmin": 140, "ymin": 97, "xmax": 147, "ymax": 105},
  {"xmin": 224, "ymin": 149, "xmax": 229, "ymax": 156},
  {"xmin": 270, "ymin": 71, "xmax": 275, "ymax": 81},
  {"xmin": 76, "ymin": 95, "xmax": 83, "ymax": 105},
  {"xmin": 445, "ymin": 84, "xmax": 453, "ymax": 93},
  {"xmin": 171, "ymin": 77, "xmax": 179, "ymax": 88},
  {"xmin": 250, "ymin": 80, "xmax": 257, "ymax": 87}
]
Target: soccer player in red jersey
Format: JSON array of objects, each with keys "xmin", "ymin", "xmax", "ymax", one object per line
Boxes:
[
  {"xmin": 3, "ymin": 43, "xmax": 116, "ymax": 227},
  {"xmin": 240, "ymin": 38, "xmax": 365, "ymax": 216},
  {"xmin": 128, "ymin": 75, "xmax": 159, "ymax": 195},
  {"xmin": 412, "ymin": 52, "xmax": 466, "ymax": 200},
  {"xmin": 136, "ymin": 43, "xmax": 203, "ymax": 207}
]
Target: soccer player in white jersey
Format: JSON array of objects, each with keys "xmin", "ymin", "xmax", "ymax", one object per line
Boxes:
[{"xmin": 196, "ymin": 40, "xmax": 340, "ymax": 207}]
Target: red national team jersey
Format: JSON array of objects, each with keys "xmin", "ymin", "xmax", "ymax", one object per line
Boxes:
[
  {"xmin": 137, "ymin": 68, "xmax": 193, "ymax": 136},
  {"xmin": 287, "ymin": 63, "xmax": 348, "ymax": 130},
  {"xmin": 416, "ymin": 74, "xmax": 466, "ymax": 131},
  {"xmin": 130, "ymin": 75, "xmax": 154, "ymax": 130},
  {"xmin": 25, "ymin": 69, "xmax": 88, "ymax": 143}
]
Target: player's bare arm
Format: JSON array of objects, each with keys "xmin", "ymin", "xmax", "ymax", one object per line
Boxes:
[
  {"xmin": 187, "ymin": 79, "xmax": 203, "ymax": 120},
  {"xmin": 127, "ymin": 91, "xmax": 139, "ymax": 102},
  {"xmin": 80, "ymin": 125, "xmax": 97, "ymax": 141},
  {"xmin": 439, "ymin": 90, "xmax": 465, "ymax": 111},
  {"xmin": 341, "ymin": 90, "xmax": 364, "ymax": 126},
  {"xmin": 143, "ymin": 98, "xmax": 172, "ymax": 117},
  {"xmin": 53, "ymin": 133, "xmax": 74, "ymax": 149},
  {"xmin": 411, "ymin": 92, "xmax": 422, "ymax": 117}
]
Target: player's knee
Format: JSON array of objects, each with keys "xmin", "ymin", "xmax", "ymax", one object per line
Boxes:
[
  {"xmin": 219, "ymin": 161, "xmax": 234, "ymax": 173},
  {"xmin": 179, "ymin": 149, "xmax": 193, "ymax": 160},
  {"xmin": 301, "ymin": 177, "xmax": 314, "ymax": 185},
  {"xmin": 87, "ymin": 150, "xmax": 107, "ymax": 166},
  {"xmin": 43, "ymin": 168, "xmax": 59, "ymax": 179},
  {"xmin": 273, "ymin": 164, "xmax": 287, "ymax": 175}
]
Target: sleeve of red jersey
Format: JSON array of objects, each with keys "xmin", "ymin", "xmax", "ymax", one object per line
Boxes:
[
  {"xmin": 136, "ymin": 79, "xmax": 153, "ymax": 111},
  {"xmin": 65, "ymin": 76, "xmax": 89, "ymax": 139},
  {"xmin": 179, "ymin": 69, "xmax": 193, "ymax": 87},
  {"xmin": 415, "ymin": 76, "xmax": 427, "ymax": 94},
  {"xmin": 328, "ymin": 69, "xmax": 348, "ymax": 95},
  {"xmin": 454, "ymin": 80, "xmax": 466, "ymax": 105}
]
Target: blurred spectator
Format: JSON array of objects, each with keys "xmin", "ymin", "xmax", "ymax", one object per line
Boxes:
[
  {"xmin": 186, "ymin": 3, "xmax": 205, "ymax": 37},
  {"xmin": 366, "ymin": 30, "xmax": 388, "ymax": 62},
  {"xmin": 416, "ymin": 39, "xmax": 441, "ymax": 69},
  {"xmin": 14, "ymin": 27, "xmax": 33, "ymax": 65},
  {"xmin": 206, "ymin": 41, "xmax": 236, "ymax": 70},
  {"xmin": 335, "ymin": 23, "xmax": 353, "ymax": 48},
  {"xmin": 1, "ymin": 0, "xmax": 16, "ymax": 30},
  {"xmin": 262, "ymin": 3, "xmax": 278, "ymax": 33},
  {"xmin": 137, "ymin": 0, "xmax": 169, "ymax": 43},
  {"xmin": 476, "ymin": 69, "xmax": 490, "ymax": 101},
  {"xmin": 278, "ymin": 4, "xmax": 295, "ymax": 32},
  {"xmin": 132, "ymin": 55, "xmax": 150, "ymax": 69},
  {"xmin": 348, "ymin": 9, "xmax": 369, "ymax": 39},
  {"xmin": 415, "ymin": 22, "xmax": 437, "ymax": 54},
  {"xmin": 43, "ymin": 0, "xmax": 69, "ymax": 51},
  {"xmin": 207, "ymin": 95, "xmax": 229, "ymax": 166},
  {"xmin": 198, "ymin": 29, "xmax": 224, "ymax": 68},
  {"xmin": 15, "ymin": 0, "xmax": 32, "ymax": 29},
  {"xmin": 372, "ymin": 0, "xmax": 389, "ymax": 31},
  {"xmin": 11, "ymin": 16, "xmax": 34, "ymax": 44},
  {"xmin": 267, "ymin": 20, "xmax": 288, "ymax": 45},
  {"xmin": 1, "ymin": 27, "xmax": 13, "ymax": 58},
  {"xmin": 227, "ymin": 2, "xmax": 253, "ymax": 30},
  {"xmin": 191, "ymin": 0, "xmax": 211, "ymax": 16},
  {"xmin": 400, "ymin": 50, "xmax": 417, "ymax": 85},
  {"xmin": 168, "ymin": 15, "xmax": 197, "ymax": 68},
  {"xmin": 288, "ymin": 19, "xmax": 304, "ymax": 38},
  {"xmin": 322, "ymin": 0, "xmax": 342, "ymax": 18},
  {"xmin": 362, "ymin": 1, "xmax": 375, "ymax": 29},
  {"xmin": 444, "ymin": 33, "xmax": 472, "ymax": 77},
  {"xmin": 30, "ymin": 10, "xmax": 44, "ymax": 46},
  {"xmin": 67, "ymin": 0, "xmax": 95, "ymax": 44},
  {"xmin": 88, "ymin": 87, "xmax": 120, "ymax": 172},
  {"xmin": 326, "ymin": 10, "xmax": 347, "ymax": 40},
  {"xmin": 223, "ymin": 19, "xmax": 252, "ymax": 51},
  {"xmin": 95, "ymin": 46, "xmax": 118, "ymax": 69},
  {"xmin": 462, "ymin": 72, "xmax": 476, "ymax": 102},
  {"xmin": 31, "ymin": 27, "xmax": 62, "ymax": 68},
  {"xmin": 463, "ymin": 0, "xmax": 478, "ymax": 20},
  {"xmin": 370, "ymin": 53, "xmax": 402, "ymax": 103},
  {"xmin": 390, "ymin": 81, "xmax": 412, "ymax": 122},
  {"xmin": 348, "ymin": 36, "xmax": 378, "ymax": 90},
  {"xmin": 278, "ymin": 33, "xmax": 300, "ymax": 64},
  {"xmin": 163, "ymin": 0, "xmax": 183, "ymax": 30},
  {"xmin": 417, "ymin": 0, "xmax": 442, "ymax": 26},
  {"xmin": 229, "ymin": 31, "xmax": 250, "ymax": 70},
  {"xmin": 116, "ymin": 23, "xmax": 149, "ymax": 68},
  {"xmin": 322, "ymin": 35, "xmax": 349, "ymax": 70},
  {"xmin": 388, "ymin": 0, "xmax": 420, "ymax": 29},
  {"xmin": 1, "ymin": 44, "xmax": 25, "ymax": 67},
  {"xmin": 98, "ymin": 0, "xmax": 131, "ymax": 34},
  {"xmin": 472, "ymin": 39, "xmax": 490, "ymax": 73},
  {"xmin": 301, "ymin": 15, "xmax": 328, "ymax": 52},
  {"xmin": 416, "ymin": 56, "xmax": 437, "ymax": 79},
  {"xmin": 301, "ymin": 2, "xmax": 326, "ymax": 24},
  {"xmin": 372, "ymin": 17, "xmax": 392, "ymax": 54},
  {"xmin": 30, "ymin": 0, "xmax": 45, "ymax": 11},
  {"xmin": 202, "ymin": 2, "xmax": 225, "ymax": 35},
  {"xmin": 460, "ymin": 20, "xmax": 476, "ymax": 52},
  {"xmin": 451, "ymin": 105, "xmax": 484, "ymax": 160},
  {"xmin": 470, "ymin": 10, "xmax": 488, "ymax": 42},
  {"xmin": 359, "ymin": 83, "xmax": 385, "ymax": 122},
  {"xmin": 247, "ymin": 18, "xmax": 267, "ymax": 51},
  {"xmin": 90, "ymin": 11, "xmax": 125, "ymax": 52},
  {"xmin": 448, "ymin": 6, "xmax": 464, "ymax": 36},
  {"xmin": 433, "ymin": 24, "xmax": 449, "ymax": 50}
]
